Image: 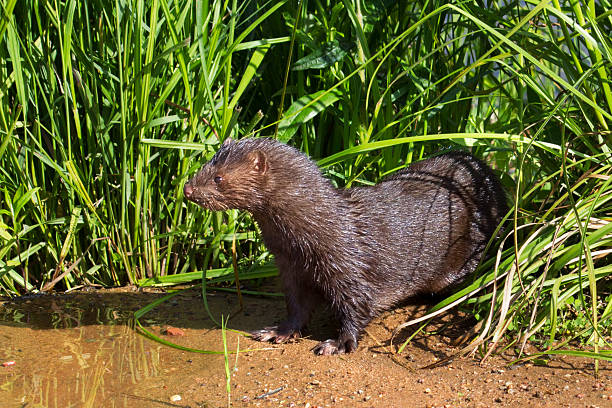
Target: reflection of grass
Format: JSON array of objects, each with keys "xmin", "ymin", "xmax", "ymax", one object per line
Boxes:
[
  {"xmin": 1, "ymin": 323, "xmax": 163, "ymax": 407},
  {"xmin": 83, "ymin": 356, "xmax": 106, "ymax": 408},
  {"xmin": 1, "ymin": 0, "xmax": 611, "ymax": 371}
]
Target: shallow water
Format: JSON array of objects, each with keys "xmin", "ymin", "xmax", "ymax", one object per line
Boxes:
[{"xmin": 0, "ymin": 289, "xmax": 234, "ymax": 407}]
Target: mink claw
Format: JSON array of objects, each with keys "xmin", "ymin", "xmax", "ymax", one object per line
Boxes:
[
  {"xmin": 312, "ymin": 339, "xmax": 344, "ymax": 355},
  {"xmin": 250, "ymin": 326, "xmax": 300, "ymax": 344},
  {"xmin": 312, "ymin": 337, "xmax": 357, "ymax": 355},
  {"xmin": 250, "ymin": 326, "xmax": 278, "ymax": 342}
]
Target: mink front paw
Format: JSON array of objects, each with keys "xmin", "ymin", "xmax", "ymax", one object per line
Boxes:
[
  {"xmin": 250, "ymin": 326, "xmax": 300, "ymax": 344},
  {"xmin": 312, "ymin": 337, "xmax": 358, "ymax": 355}
]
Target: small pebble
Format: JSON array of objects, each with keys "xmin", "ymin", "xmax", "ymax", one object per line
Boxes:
[
  {"xmin": 170, "ymin": 395, "xmax": 181, "ymax": 402},
  {"xmin": 163, "ymin": 326, "xmax": 185, "ymax": 336}
]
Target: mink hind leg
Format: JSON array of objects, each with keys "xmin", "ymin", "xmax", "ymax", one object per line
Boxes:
[{"xmin": 251, "ymin": 265, "xmax": 319, "ymax": 344}]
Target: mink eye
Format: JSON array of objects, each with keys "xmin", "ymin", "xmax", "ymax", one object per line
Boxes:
[{"xmin": 214, "ymin": 175, "xmax": 223, "ymax": 184}]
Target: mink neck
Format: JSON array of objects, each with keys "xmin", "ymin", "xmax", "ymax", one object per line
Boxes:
[{"xmin": 250, "ymin": 165, "xmax": 348, "ymax": 254}]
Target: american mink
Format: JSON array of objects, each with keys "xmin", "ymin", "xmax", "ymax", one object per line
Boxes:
[{"xmin": 183, "ymin": 137, "xmax": 507, "ymax": 355}]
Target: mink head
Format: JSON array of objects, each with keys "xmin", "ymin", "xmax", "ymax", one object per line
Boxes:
[{"xmin": 183, "ymin": 138, "xmax": 269, "ymax": 212}]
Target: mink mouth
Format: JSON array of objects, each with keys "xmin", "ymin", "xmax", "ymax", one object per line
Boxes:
[
  {"xmin": 184, "ymin": 178, "xmax": 230, "ymax": 211},
  {"xmin": 188, "ymin": 196, "xmax": 229, "ymax": 211}
]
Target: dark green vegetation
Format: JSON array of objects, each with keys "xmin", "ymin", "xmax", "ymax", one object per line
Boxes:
[{"xmin": 0, "ymin": 1, "xmax": 610, "ymax": 362}]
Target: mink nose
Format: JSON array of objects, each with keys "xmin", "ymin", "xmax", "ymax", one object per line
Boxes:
[{"xmin": 183, "ymin": 183, "xmax": 193, "ymax": 199}]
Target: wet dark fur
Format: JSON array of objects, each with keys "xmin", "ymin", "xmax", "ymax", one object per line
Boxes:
[{"xmin": 184, "ymin": 138, "xmax": 507, "ymax": 355}]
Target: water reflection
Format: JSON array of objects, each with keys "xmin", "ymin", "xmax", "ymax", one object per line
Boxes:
[{"xmin": 0, "ymin": 292, "xmax": 177, "ymax": 407}]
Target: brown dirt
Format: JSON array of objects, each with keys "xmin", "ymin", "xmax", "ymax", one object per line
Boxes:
[{"xmin": 0, "ymin": 286, "xmax": 610, "ymax": 408}]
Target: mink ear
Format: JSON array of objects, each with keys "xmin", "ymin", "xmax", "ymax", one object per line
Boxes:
[{"xmin": 249, "ymin": 150, "xmax": 268, "ymax": 175}]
